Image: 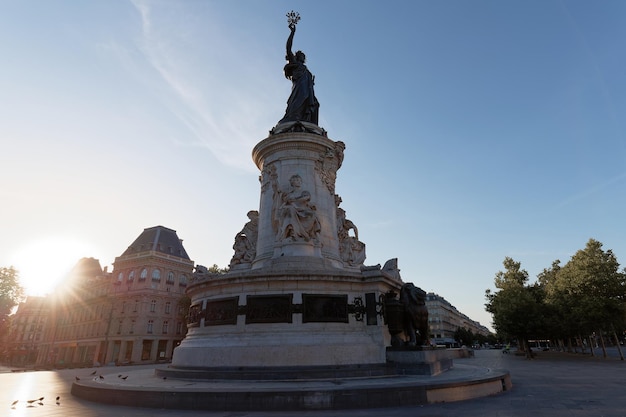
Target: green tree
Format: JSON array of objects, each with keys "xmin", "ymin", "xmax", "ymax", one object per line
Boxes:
[
  {"xmin": 0, "ymin": 267, "xmax": 25, "ymax": 358},
  {"xmin": 207, "ymin": 264, "xmax": 229, "ymax": 274},
  {"xmin": 454, "ymin": 327, "xmax": 475, "ymax": 346},
  {"xmin": 537, "ymin": 260, "xmax": 571, "ymax": 345},
  {"xmin": 548, "ymin": 239, "xmax": 625, "ymax": 354},
  {"xmin": 485, "ymin": 257, "xmax": 546, "ymax": 357},
  {"xmin": 0, "ymin": 266, "xmax": 24, "ymax": 317}
]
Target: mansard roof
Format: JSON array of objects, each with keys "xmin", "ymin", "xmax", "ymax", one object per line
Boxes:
[{"xmin": 121, "ymin": 225, "xmax": 190, "ymax": 260}]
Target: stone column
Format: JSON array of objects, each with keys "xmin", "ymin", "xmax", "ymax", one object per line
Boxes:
[{"xmin": 251, "ymin": 128, "xmax": 345, "ymax": 269}]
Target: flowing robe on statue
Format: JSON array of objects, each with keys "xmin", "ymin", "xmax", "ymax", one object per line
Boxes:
[{"xmin": 279, "ymin": 61, "xmax": 319, "ymax": 125}]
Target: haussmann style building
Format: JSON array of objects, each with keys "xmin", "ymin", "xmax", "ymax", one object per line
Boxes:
[{"xmin": 19, "ymin": 226, "xmax": 194, "ymax": 368}]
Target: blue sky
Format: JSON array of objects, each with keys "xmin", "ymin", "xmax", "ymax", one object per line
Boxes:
[{"xmin": 2, "ymin": 1, "xmax": 625, "ymax": 331}]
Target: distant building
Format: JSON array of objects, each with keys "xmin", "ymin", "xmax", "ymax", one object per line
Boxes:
[
  {"xmin": 31, "ymin": 226, "xmax": 194, "ymax": 367},
  {"xmin": 426, "ymin": 292, "xmax": 490, "ymax": 347},
  {"xmin": 5, "ymin": 296, "xmax": 49, "ymax": 365},
  {"xmin": 39, "ymin": 257, "xmax": 110, "ymax": 366}
]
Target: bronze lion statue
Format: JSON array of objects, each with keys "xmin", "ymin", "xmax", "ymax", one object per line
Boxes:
[{"xmin": 399, "ymin": 283, "xmax": 429, "ymax": 346}]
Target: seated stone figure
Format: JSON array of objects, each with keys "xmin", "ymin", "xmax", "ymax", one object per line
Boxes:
[{"xmin": 273, "ymin": 174, "xmax": 320, "ymax": 242}]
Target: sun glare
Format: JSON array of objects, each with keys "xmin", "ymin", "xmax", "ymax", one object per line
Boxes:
[{"xmin": 10, "ymin": 237, "xmax": 100, "ymax": 297}]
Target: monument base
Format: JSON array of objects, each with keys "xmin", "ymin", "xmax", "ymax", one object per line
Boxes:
[
  {"xmin": 72, "ymin": 358, "xmax": 512, "ymax": 411},
  {"xmin": 172, "ymin": 265, "xmax": 400, "ymax": 369},
  {"xmin": 386, "ymin": 347, "xmax": 463, "ymax": 376}
]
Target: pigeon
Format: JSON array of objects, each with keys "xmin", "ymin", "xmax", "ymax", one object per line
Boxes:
[
  {"xmin": 56, "ymin": 396, "xmax": 60, "ymax": 401},
  {"xmin": 11, "ymin": 400, "xmax": 18, "ymax": 407},
  {"xmin": 38, "ymin": 397, "xmax": 44, "ymax": 401},
  {"xmin": 117, "ymin": 374, "xmax": 122, "ymax": 378},
  {"xmin": 27, "ymin": 399, "xmax": 37, "ymax": 404},
  {"xmin": 99, "ymin": 375, "xmax": 104, "ymax": 379},
  {"xmin": 90, "ymin": 370, "xmax": 97, "ymax": 375},
  {"xmin": 75, "ymin": 376, "xmax": 80, "ymax": 381},
  {"xmin": 121, "ymin": 375, "xmax": 128, "ymax": 380}
]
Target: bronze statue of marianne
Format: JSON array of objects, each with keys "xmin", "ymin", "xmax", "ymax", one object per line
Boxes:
[{"xmin": 278, "ymin": 12, "xmax": 319, "ymax": 126}]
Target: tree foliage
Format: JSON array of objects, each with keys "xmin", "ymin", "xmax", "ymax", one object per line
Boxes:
[
  {"xmin": 454, "ymin": 327, "xmax": 475, "ymax": 346},
  {"xmin": 207, "ymin": 264, "xmax": 229, "ymax": 274},
  {"xmin": 544, "ymin": 239, "xmax": 625, "ymax": 336},
  {"xmin": 0, "ymin": 267, "xmax": 25, "ymax": 352},
  {"xmin": 485, "ymin": 257, "xmax": 546, "ymax": 347},
  {"xmin": 0, "ymin": 266, "xmax": 24, "ymax": 317},
  {"xmin": 486, "ymin": 239, "xmax": 626, "ymax": 351}
]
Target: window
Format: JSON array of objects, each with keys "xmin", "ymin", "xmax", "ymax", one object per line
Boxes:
[
  {"xmin": 117, "ymin": 272, "xmax": 124, "ymax": 282},
  {"xmin": 151, "ymin": 269, "xmax": 161, "ymax": 282},
  {"xmin": 121, "ymin": 301, "xmax": 126, "ymax": 313},
  {"xmin": 134, "ymin": 300, "xmax": 139, "ymax": 312},
  {"xmin": 128, "ymin": 271, "xmax": 135, "ymax": 282},
  {"xmin": 130, "ymin": 320, "xmax": 135, "ymax": 334},
  {"xmin": 176, "ymin": 321, "xmax": 183, "ymax": 335},
  {"xmin": 147, "ymin": 320, "xmax": 153, "ymax": 334},
  {"xmin": 179, "ymin": 274, "xmax": 187, "ymax": 287},
  {"xmin": 117, "ymin": 320, "xmax": 122, "ymax": 334},
  {"xmin": 140, "ymin": 268, "xmax": 148, "ymax": 280},
  {"xmin": 167, "ymin": 272, "xmax": 175, "ymax": 285},
  {"xmin": 165, "ymin": 302, "xmax": 171, "ymax": 314},
  {"xmin": 150, "ymin": 300, "xmax": 157, "ymax": 312},
  {"xmin": 162, "ymin": 320, "xmax": 169, "ymax": 334}
]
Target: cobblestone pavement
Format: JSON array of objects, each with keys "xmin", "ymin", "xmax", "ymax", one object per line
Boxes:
[{"xmin": 2, "ymin": 348, "xmax": 625, "ymax": 417}]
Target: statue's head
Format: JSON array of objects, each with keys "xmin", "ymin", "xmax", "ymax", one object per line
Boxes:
[
  {"xmin": 289, "ymin": 174, "xmax": 303, "ymax": 187},
  {"xmin": 295, "ymin": 50, "xmax": 306, "ymax": 63}
]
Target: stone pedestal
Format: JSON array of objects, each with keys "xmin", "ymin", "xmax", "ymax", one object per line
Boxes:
[
  {"xmin": 386, "ymin": 348, "xmax": 456, "ymax": 376},
  {"xmin": 171, "ymin": 267, "xmax": 401, "ymax": 368},
  {"xmin": 171, "ymin": 125, "xmax": 403, "ymax": 370},
  {"xmin": 251, "ymin": 127, "xmax": 346, "ymax": 270}
]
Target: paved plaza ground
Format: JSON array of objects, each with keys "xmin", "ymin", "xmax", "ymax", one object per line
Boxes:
[{"xmin": 2, "ymin": 348, "xmax": 625, "ymax": 417}]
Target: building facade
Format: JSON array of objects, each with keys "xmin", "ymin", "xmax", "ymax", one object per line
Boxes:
[
  {"xmin": 426, "ymin": 292, "xmax": 491, "ymax": 347},
  {"xmin": 20, "ymin": 226, "xmax": 194, "ymax": 368},
  {"xmin": 4, "ymin": 296, "xmax": 49, "ymax": 365},
  {"xmin": 104, "ymin": 226, "xmax": 193, "ymax": 365}
]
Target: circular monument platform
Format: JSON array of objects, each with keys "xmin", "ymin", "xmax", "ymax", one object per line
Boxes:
[{"xmin": 71, "ymin": 362, "xmax": 512, "ymax": 411}]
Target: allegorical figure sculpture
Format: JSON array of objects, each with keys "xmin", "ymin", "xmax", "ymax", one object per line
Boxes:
[
  {"xmin": 271, "ymin": 172, "xmax": 321, "ymax": 242},
  {"xmin": 399, "ymin": 283, "xmax": 430, "ymax": 346},
  {"xmin": 230, "ymin": 210, "xmax": 259, "ymax": 267},
  {"xmin": 278, "ymin": 12, "xmax": 319, "ymax": 125},
  {"xmin": 335, "ymin": 195, "xmax": 366, "ymax": 266}
]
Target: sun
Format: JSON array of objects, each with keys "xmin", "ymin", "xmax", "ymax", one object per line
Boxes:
[{"xmin": 10, "ymin": 236, "xmax": 100, "ymax": 297}]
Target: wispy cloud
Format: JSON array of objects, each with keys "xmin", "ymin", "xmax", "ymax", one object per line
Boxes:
[
  {"xmin": 552, "ymin": 171, "xmax": 626, "ymax": 211},
  {"xmin": 128, "ymin": 0, "xmax": 281, "ymax": 171}
]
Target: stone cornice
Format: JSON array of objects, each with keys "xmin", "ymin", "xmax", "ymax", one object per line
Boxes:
[{"xmin": 252, "ymin": 132, "xmax": 337, "ymax": 170}]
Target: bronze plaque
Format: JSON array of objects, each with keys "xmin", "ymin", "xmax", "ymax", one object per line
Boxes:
[
  {"xmin": 302, "ymin": 294, "xmax": 348, "ymax": 323},
  {"xmin": 365, "ymin": 292, "xmax": 378, "ymax": 325},
  {"xmin": 204, "ymin": 297, "xmax": 239, "ymax": 326},
  {"xmin": 246, "ymin": 294, "xmax": 293, "ymax": 324},
  {"xmin": 187, "ymin": 303, "xmax": 203, "ymax": 327}
]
